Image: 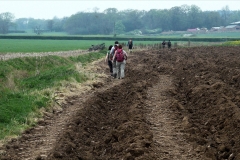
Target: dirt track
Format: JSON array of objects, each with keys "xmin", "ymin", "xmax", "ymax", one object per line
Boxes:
[{"xmin": 1, "ymin": 46, "xmax": 240, "ymax": 160}]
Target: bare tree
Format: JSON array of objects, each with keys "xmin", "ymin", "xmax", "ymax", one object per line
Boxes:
[
  {"xmin": 0, "ymin": 12, "xmax": 15, "ymax": 34},
  {"xmin": 221, "ymin": 5, "xmax": 231, "ymax": 26}
]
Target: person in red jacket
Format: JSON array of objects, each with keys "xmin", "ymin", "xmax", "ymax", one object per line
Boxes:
[{"xmin": 112, "ymin": 44, "xmax": 128, "ymax": 79}]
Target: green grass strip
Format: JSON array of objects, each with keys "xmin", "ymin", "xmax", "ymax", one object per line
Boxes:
[
  {"xmin": 222, "ymin": 40, "xmax": 240, "ymax": 46},
  {"xmin": 0, "ymin": 50, "xmax": 106, "ymax": 140}
]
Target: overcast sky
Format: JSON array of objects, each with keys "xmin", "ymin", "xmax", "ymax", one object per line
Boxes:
[{"xmin": 0, "ymin": 0, "xmax": 239, "ymax": 19}]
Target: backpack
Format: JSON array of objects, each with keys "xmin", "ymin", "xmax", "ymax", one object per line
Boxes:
[{"xmin": 116, "ymin": 49, "xmax": 124, "ymax": 62}]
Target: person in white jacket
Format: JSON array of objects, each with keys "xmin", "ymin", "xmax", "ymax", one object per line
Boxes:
[{"xmin": 110, "ymin": 41, "xmax": 119, "ymax": 78}]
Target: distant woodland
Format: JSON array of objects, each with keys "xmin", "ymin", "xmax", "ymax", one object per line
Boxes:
[{"xmin": 1, "ymin": 5, "xmax": 240, "ymax": 35}]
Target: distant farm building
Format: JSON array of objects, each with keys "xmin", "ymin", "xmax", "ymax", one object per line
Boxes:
[
  {"xmin": 200, "ymin": 28, "xmax": 208, "ymax": 32},
  {"xmin": 210, "ymin": 26, "xmax": 224, "ymax": 31},
  {"xmin": 209, "ymin": 21, "xmax": 240, "ymax": 32},
  {"xmin": 230, "ymin": 21, "xmax": 240, "ymax": 25},
  {"xmin": 223, "ymin": 21, "xmax": 240, "ymax": 31},
  {"xmin": 224, "ymin": 25, "xmax": 240, "ymax": 31}
]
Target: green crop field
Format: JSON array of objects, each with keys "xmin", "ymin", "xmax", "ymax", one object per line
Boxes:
[
  {"xmin": 0, "ymin": 39, "xmax": 107, "ymax": 53},
  {"xmin": 0, "ymin": 39, "xmax": 164, "ymax": 53},
  {"xmin": 1, "ymin": 30, "xmax": 240, "ymax": 54},
  {"xmin": 1, "ymin": 31, "xmax": 240, "ymax": 54}
]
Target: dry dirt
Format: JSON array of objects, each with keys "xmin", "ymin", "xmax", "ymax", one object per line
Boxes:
[
  {"xmin": 1, "ymin": 46, "xmax": 240, "ymax": 160},
  {"xmin": 0, "ymin": 49, "xmax": 96, "ymax": 61}
]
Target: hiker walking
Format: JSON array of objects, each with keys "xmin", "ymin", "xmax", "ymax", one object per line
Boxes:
[
  {"xmin": 105, "ymin": 45, "xmax": 113, "ymax": 76},
  {"xmin": 110, "ymin": 41, "xmax": 119, "ymax": 78},
  {"xmin": 162, "ymin": 40, "xmax": 166, "ymax": 48},
  {"xmin": 167, "ymin": 40, "xmax": 171, "ymax": 49},
  {"xmin": 127, "ymin": 39, "xmax": 133, "ymax": 52},
  {"xmin": 112, "ymin": 44, "xmax": 128, "ymax": 79}
]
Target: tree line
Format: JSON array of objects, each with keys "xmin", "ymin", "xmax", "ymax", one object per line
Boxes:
[{"xmin": 1, "ymin": 5, "xmax": 240, "ymax": 35}]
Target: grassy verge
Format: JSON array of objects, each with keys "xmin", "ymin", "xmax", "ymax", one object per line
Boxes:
[{"xmin": 0, "ymin": 50, "xmax": 106, "ymax": 140}]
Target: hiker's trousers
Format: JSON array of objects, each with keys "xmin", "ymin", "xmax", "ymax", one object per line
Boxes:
[{"xmin": 116, "ymin": 60, "xmax": 126, "ymax": 79}]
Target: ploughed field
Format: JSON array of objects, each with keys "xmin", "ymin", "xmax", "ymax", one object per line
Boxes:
[{"xmin": 1, "ymin": 46, "xmax": 240, "ymax": 160}]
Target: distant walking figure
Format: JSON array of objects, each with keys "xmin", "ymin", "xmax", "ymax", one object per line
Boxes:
[
  {"xmin": 167, "ymin": 40, "xmax": 171, "ymax": 49},
  {"xmin": 127, "ymin": 39, "xmax": 133, "ymax": 52},
  {"xmin": 162, "ymin": 40, "xmax": 166, "ymax": 48}
]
